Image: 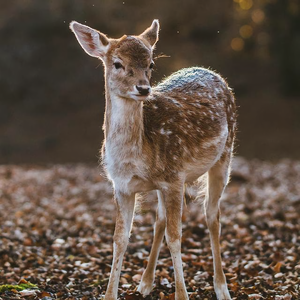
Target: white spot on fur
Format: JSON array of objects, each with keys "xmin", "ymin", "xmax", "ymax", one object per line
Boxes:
[
  {"xmin": 160, "ymin": 128, "xmax": 172, "ymax": 135},
  {"xmin": 214, "ymin": 88, "xmax": 221, "ymax": 94},
  {"xmin": 170, "ymin": 99, "xmax": 182, "ymax": 107}
]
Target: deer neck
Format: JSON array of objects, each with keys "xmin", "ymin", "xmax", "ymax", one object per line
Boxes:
[{"xmin": 103, "ymin": 89, "xmax": 144, "ymax": 152}]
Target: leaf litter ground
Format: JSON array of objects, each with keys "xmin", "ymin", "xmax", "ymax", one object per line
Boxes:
[{"xmin": 0, "ymin": 158, "xmax": 299, "ymax": 299}]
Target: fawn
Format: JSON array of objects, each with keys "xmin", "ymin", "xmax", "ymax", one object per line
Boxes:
[{"xmin": 70, "ymin": 19, "xmax": 236, "ymax": 300}]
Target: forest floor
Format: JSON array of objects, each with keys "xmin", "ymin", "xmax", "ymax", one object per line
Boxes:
[{"xmin": 0, "ymin": 158, "xmax": 299, "ymax": 300}]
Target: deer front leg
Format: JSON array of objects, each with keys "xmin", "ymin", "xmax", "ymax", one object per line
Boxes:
[
  {"xmin": 138, "ymin": 190, "xmax": 166, "ymax": 296},
  {"xmin": 163, "ymin": 183, "xmax": 189, "ymax": 300},
  {"xmin": 104, "ymin": 191, "xmax": 135, "ymax": 300}
]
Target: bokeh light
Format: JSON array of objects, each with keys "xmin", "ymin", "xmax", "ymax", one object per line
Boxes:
[
  {"xmin": 239, "ymin": 25, "xmax": 253, "ymax": 38},
  {"xmin": 231, "ymin": 37, "xmax": 245, "ymax": 51},
  {"xmin": 288, "ymin": 1, "xmax": 299, "ymax": 15},
  {"xmin": 252, "ymin": 9, "xmax": 265, "ymax": 23},
  {"xmin": 239, "ymin": 0, "xmax": 253, "ymax": 10}
]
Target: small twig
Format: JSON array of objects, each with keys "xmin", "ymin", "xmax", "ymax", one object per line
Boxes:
[{"xmin": 154, "ymin": 53, "xmax": 171, "ymax": 60}]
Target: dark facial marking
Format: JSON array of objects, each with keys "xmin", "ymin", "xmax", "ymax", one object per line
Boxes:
[{"xmin": 116, "ymin": 37, "xmax": 151, "ymax": 69}]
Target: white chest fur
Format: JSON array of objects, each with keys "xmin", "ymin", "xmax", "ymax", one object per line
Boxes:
[{"xmin": 103, "ymin": 138, "xmax": 153, "ymax": 194}]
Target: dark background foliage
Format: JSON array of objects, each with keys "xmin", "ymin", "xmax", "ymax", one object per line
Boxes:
[{"xmin": 1, "ymin": 0, "xmax": 300, "ymax": 164}]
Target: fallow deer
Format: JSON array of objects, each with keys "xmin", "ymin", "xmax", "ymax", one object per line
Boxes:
[{"xmin": 70, "ymin": 19, "xmax": 236, "ymax": 300}]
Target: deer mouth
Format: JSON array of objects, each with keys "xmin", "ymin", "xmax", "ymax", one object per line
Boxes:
[{"xmin": 127, "ymin": 91, "xmax": 151, "ymax": 101}]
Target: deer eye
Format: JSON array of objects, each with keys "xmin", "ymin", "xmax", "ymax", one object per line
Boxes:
[
  {"xmin": 113, "ymin": 62, "xmax": 123, "ymax": 69},
  {"xmin": 149, "ymin": 62, "xmax": 155, "ymax": 69}
]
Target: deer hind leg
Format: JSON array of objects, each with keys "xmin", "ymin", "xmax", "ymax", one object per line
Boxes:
[
  {"xmin": 206, "ymin": 158, "xmax": 232, "ymax": 300},
  {"xmin": 162, "ymin": 183, "xmax": 189, "ymax": 300},
  {"xmin": 104, "ymin": 191, "xmax": 135, "ymax": 300},
  {"xmin": 138, "ymin": 190, "xmax": 166, "ymax": 296}
]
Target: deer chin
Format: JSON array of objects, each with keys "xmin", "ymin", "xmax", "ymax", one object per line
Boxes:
[{"xmin": 127, "ymin": 92, "xmax": 150, "ymax": 102}]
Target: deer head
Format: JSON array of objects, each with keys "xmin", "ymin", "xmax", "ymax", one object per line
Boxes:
[{"xmin": 70, "ymin": 20, "xmax": 159, "ymax": 101}]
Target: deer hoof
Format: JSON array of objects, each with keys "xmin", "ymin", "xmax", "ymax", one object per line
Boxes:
[
  {"xmin": 137, "ymin": 280, "xmax": 153, "ymax": 296},
  {"xmin": 215, "ymin": 283, "xmax": 232, "ymax": 300}
]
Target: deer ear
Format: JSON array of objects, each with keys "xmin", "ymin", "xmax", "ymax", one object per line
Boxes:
[
  {"xmin": 140, "ymin": 19, "xmax": 159, "ymax": 48},
  {"xmin": 70, "ymin": 21, "xmax": 110, "ymax": 59}
]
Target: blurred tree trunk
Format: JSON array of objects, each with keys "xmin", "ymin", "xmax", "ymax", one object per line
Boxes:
[{"xmin": 266, "ymin": 0, "xmax": 300, "ymax": 97}]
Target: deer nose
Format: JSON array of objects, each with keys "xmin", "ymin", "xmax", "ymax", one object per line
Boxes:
[{"xmin": 136, "ymin": 85, "xmax": 151, "ymax": 96}]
